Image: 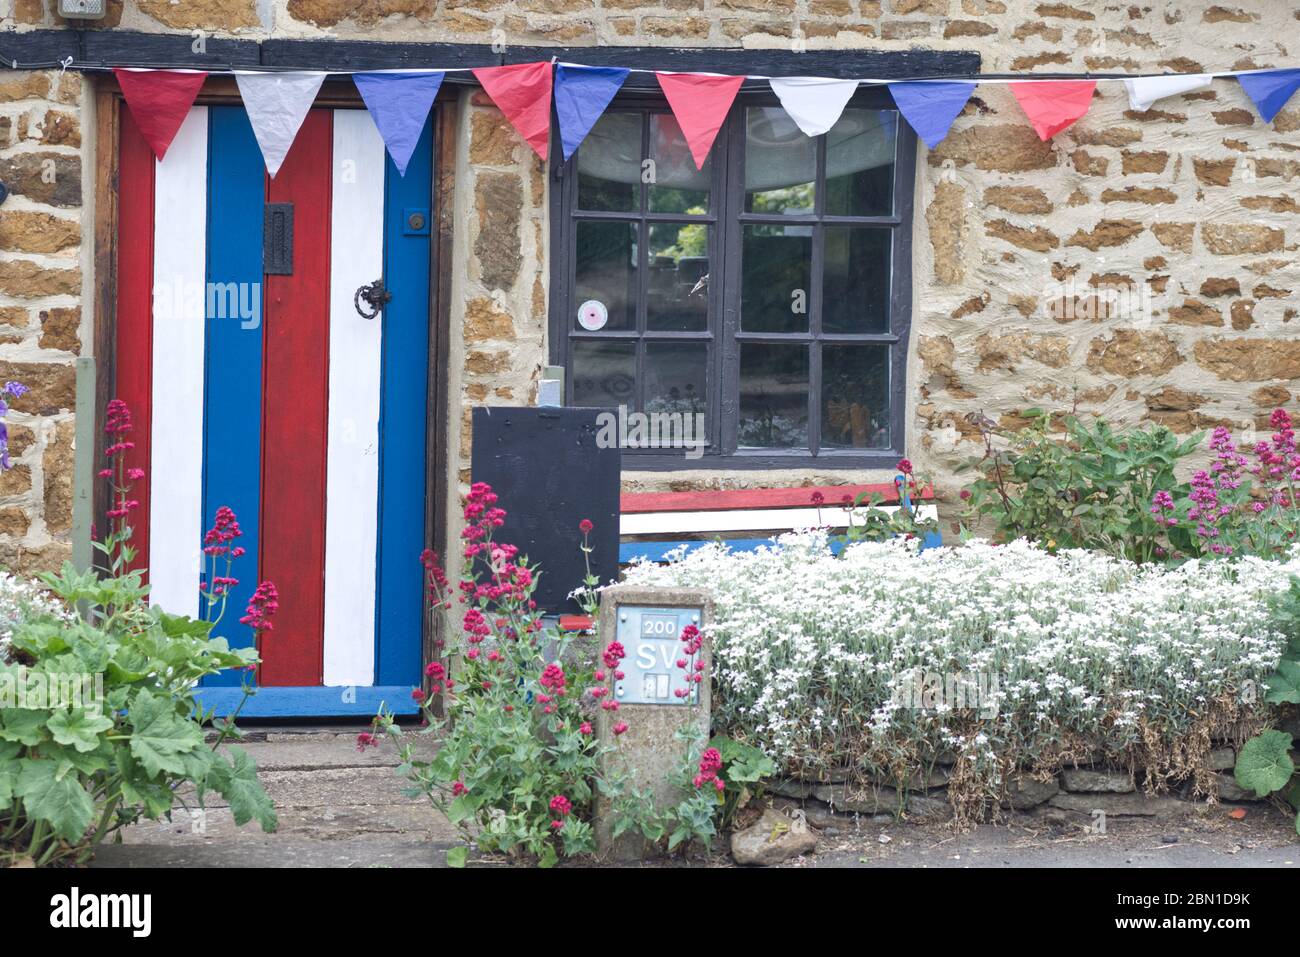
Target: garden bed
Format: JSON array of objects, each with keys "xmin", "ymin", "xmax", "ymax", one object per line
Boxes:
[{"xmin": 623, "ymin": 533, "xmax": 1292, "ymax": 823}]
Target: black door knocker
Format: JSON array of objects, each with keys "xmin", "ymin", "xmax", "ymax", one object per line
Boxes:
[{"xmin": 354, "ymin": 279, "xmax": 391, "ymax": 319}]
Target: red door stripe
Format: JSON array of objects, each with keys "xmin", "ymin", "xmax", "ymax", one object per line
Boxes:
[
  {"xmin": 257, "ymin": 109, "xmax": 332, "ymax": 687},
  {"xmin": 115, "ymin": 108, "xmax": 156, "ymax": 577}
]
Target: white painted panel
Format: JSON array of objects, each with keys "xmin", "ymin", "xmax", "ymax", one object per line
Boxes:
[
  {"xmin": 619, "ymin": 504, "xmax": 938, "ymax": 536},
  {"xmin": 149, "ymin": 106, "xmax": 208, "ymax": 619},
  {"xmin": 322, "ymin": 110, "xmax": 386, "ymax": 687}
]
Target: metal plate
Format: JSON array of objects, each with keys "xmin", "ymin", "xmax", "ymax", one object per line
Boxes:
[{"xmin": 613, "ymin": 605, "xmax": 702, "ymax": 706}]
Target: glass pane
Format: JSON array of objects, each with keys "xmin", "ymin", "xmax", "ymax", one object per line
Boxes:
[
  {"xmin": 572, "ymin": 340, "xmax": 636, "ymax": 409},
  {"xmin": 825, "ymin": 109, "xmax": 897, "ymax": 217},
  {"xmin": 648, "ymin": 113, "xmax": 710, "ymax": 214},
  {"xmin": 644, "ymin": 342, "xmax": 709, "ymax": 447},
  {"xmin": 739, "ymin": 344, "xmax": 808, "ymax": 449},
  {"xmin": 744, "ymin": 106, "xmax": 815, "ymax": 215},
  {"xmin": 646, "ymin": 223, "xmax": 710, "ymax": 331},
  {"xmin": 822, "ymin": 345, "xmax": 890, "ymax": 449},
  {"xmin": 577, "ymin": 112, "xmax": 641, "ymax": 212},
  {"xmin": 823, "ymin": 227, "xmax": 891, "ymax": 334},
  {"xmin": 741, "ymin": 224, "xmax": 811, "ymax": 333},
  {"xmin": 574, "ymin": 220, "xmax": 637, "ymax": 332}
]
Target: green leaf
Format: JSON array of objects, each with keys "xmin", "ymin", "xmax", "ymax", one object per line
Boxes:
[
  {"xmin": 1264, "ymin": 659, "xmax": 1300, "ymax": 705},
  {"xmin": 447, "ymin": 793, "xmax": 477, "ymax": 824},
  {"xmin": 0, "ymin": 708, "xmax": 51, "ymax": 747},
  {"xmin": 446, "ymin": 845, "xmax": 467, "ymax": 868},
  {"xmin": 207, "ymin": 747, "xmax": 277, "ymax": 832},
  {"xmin": 537, "ymin": 843, "xmax": 558, "ymax": 869},
  {"xmin": 1235, "ymin": 730, "xmax": 1296, "ymax": 797},
  {"xmin": 127, "ymin": 689, "xmax": 205, "ymax": 777},
  {"xmin": 15, "ymin": 759, "xmax": 94, "ymax": 841},
  {"xmin": 48, "ymin": 708, "xmax": 114, "ymax": 753}
]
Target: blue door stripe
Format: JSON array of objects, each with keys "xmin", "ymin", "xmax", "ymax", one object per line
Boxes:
[
  {"xmin": 201, "ymin": 106, "xmax": 267, "ymax": 686},
  {"xmin": 374, "ymin": 116, "xmax": 433, "ymax": 687}
]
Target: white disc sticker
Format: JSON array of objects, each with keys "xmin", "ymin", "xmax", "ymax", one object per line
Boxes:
[{"xmin": 577, "ymin": 299, "xmax": 609, "ymax": 331}]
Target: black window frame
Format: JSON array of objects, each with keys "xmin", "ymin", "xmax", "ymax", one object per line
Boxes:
[{"xmin": 548, "ymin": 83, "xmax": 917, "ymax": 471}]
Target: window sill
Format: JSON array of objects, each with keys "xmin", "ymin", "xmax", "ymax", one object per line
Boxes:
[{"xmin": 616, "ymin": 449, "xmax": 908, "ymax": 471}]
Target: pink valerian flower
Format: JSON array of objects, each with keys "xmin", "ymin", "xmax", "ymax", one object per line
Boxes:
[
  {"xmin": 693, "ymin": 747, "xmax": 726, "ymax": 792},
  {"xmin": 539, "ymin": 662, "xmax": 566, "ymax": 695},
  {"xmin": 810, "ymin": 491, "xmax": 825, "ymax": 507},
  {"xmin": 203, "ymin": 505, "xmax": 243, "ymax": 556},
  {"xmin": 579, "ymin": 722, "xmax": 593, "ymax": 735},
  {"xmin": 411, "ymin": 688, "xmax": 426, "ymax": 703},
  {"xmin": 549, "ymin": 795, "xmax": 572, "ymax": 817},
  {"xmin": 451, "ymin": 781, "xmax": 468, "ymax": 797},
  {"xmin": 240, "ymin": 580, "xmax": 279, "ymax": 633},
  {"xmin": 579, "ymin": 518, "xmax": 593, "ymax": 535},
  {"xmin": 602, "ymin": 641, "xmax": 626, "ymax": 670},
  {"xmin": 356, "ymin": 732, "xmax": 380, "ymax": 752},
  {"xmin": 612, "ymin": 721, "xmax": 628, "ymax": 736},
  {"xmin": 897, "ymin": 458, "xmax": 913, "ymax": 476}
]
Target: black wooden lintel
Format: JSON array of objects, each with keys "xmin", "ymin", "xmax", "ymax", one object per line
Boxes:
[{"xmin": 0, "ymin": 28, "xmax": 983, "ymax": 81}]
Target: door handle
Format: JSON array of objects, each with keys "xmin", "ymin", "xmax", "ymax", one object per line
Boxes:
[{"xmin": 354, "ymin": 279, "xmax": 391, "ymax": 319}]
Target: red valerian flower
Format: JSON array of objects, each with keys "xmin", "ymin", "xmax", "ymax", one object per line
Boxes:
[
  {"xmin": 897, "ymin": 458, "xmax": 913, "ymax": 475},
  {"xmin": 579, "ymin": 518, "xmax": 593, "ymax": 535},
  {"xmin": 810, "ymin": 491, "xmax": 824, "ymax": 507},
  {"xmin": 452, "ymin": 781, "xmax": 468, "ymax": 797},
  {"xmin": 549, "ymin": 795, "xmax": 572, "ymax": 817},
  {"xmin": 612, "ymin": 721, "xmax": 628, "ymax": 736},
  {"xmin": 240, "ymin": 580, "xmax": 279, "ymax": 633},
  {"xmin": 355, "ymin": 732, "xmax": 380, "ymax": 752},
  {"xmin": 411, "ymin": 688, "xmax": 426, "ymax": 703},
  {"xmin": 602, "ymin": 641, "xmax": 626, "ymax": 669}
]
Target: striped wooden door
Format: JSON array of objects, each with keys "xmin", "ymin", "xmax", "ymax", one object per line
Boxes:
[{"xmin": 115, "ymin": 102, "xmax": 432, "ymax": 717}]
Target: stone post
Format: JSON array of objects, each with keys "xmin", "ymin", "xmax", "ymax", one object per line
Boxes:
[{"xmin": 593, "ymin": 584, "xmax": 712, "ymax": 861}]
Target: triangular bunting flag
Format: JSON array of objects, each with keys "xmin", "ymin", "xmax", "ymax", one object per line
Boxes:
[
  {"xmin": 1238, "ymin": 69, "xmax": 1300, "ymax": 123},
  {"xmin": 235, "ymin": 71, "xmax": 327, "ymax": 177},
  {"xmin": 472, "ymin": 62, "xmax": 554, "ymax": 161},
  {"xmin": 1010, "ymin": 80, "xmax": 1096, "ymax": 140},
  {"xmin": 1123, "ymin": 74, "xmax": 1212, "ymax": 112},
  {"xmin": 554, "ymin": 64, "xmax": 629, "ymax": 161},
  {"xmin": 656, "ymin": 72, "xmax": 745, "ymax": 170},
  {"xmin": 114, "ymin": 68, "xmax": 209, "ymax": 161},
  {"xmin": 768, "ymin": 77, "xmax": 859, "ymax": 137},
  {"xmin": 354, "ymin": 72, "xmax": 444, "ymax": 175},
  {"xmin": 887, "ymin": 81, "xmax": 976, "ymax": 149}
]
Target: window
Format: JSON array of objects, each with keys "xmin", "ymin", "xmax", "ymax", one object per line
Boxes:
[{"xmin": 550, "ymin": 86, "xmax": 916, "ymax": 468}]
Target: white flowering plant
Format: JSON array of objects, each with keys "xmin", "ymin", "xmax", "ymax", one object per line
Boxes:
[
  {"xmin": 624, "ymin": 532, "xmax": 1291, "ymax": 820},
  {"xmin": 0, "ymin": 572, "xmax": 69, "ymax": 664}
]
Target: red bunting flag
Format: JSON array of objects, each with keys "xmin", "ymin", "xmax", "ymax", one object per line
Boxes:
[
  {"xmin": 656, "ymin": 72, "xmax": 745, "ymax": 170},
  {"xmin": 114, "ymin": 68, "xmax": 209, "ymax": 160},
  {"xmin": 1009, "ymin": 80, "xmax": 1097, "ymax": 140},
  {"xmin": 472, "ymin": 61, "xmax": 553, "ymax": 161}
]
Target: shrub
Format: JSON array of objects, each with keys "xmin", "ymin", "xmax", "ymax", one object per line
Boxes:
[
  {"xmin": 370, "ymin": 484, "xmax": 730, "ymax": 866},
  {"xmin": 0, "ymin": 398, "xmax": 278, "ymax": 867},
  {"xmin": 0, "ymin": 573, "xmax": 69, "ymax": 664},
  {"xmin": 623, "ymin": 532, "xmax": 1289, "ymax": 820},
  {"xmin": 960, "ymin": 409, "xmax": 1201, "ymax": 562}
]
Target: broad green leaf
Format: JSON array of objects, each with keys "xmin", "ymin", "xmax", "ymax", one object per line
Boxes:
[
  {"xmin": 127, "ymin": 689, "xmax": 205, "ymax": 777},
  {"xmin": 447, "ymin": 794, "xmax": 477, "ymax": 824},
  {"xmin": 0, "ymin": 708, "xmax": 50, "ymax": 747},
  {"xmin": 446, "ymin": 846, "xmax": 467, "ymax": 868},
  {"xmin": 48, "ymin": 708, "xmax": 114, "ymax": 753},
  {"xmin": 1235, "ymin": 730, "xmax": 1295, "ymax": 797},
  {"xmin": 207, "ymin": 747, "xmax": 277, "ymax": 832},
  {"xmin": 15, "ymin": 759, "xmax": 94, "ymax": 841}
]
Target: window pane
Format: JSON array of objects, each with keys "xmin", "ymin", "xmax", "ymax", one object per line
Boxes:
[
  {"xmin": 739, "ymin": 343, "xmax": 808, "ymax": 449},
  {"xmin": 646, "ymin": 223, "xmax": 710, "ymax": 331},
  {"xmin": 823, "ymin": 227, "xmax": 891, "ymax": 334},
  {"xmin": 572, "ymin": 340, "xmax": 636, "ymax": 409},
  {"xmin": 744, "ymin": 107, "xmax": 815, "ymax": 215},
  {"xmin": 741, "ymin": 224, "xmax": 811, "ymax": 333},
  {"xmin": 822, "ymin": 344, "xmax": 890, "ymax": 449},
  {"xmin": 825, "ymin": 109, "xmax": 897, "ymax": 217},
  {"xmin": 648, "ymin": 113, "xmax": 710, "ymax": 214},
  {"xmin": 645, "ymin": 342, "xmax": 709, "ymax": 446},
  {"xmin": 577, "ymin": 112, "xmax": 641, "ymax": 212},
  {"xmin": 574, "ymin": 220, "xmax": 637, "ymax": 332}
]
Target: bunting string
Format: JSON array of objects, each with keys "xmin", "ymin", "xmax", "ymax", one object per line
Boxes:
[{"xmin": 100, "ymin": 59, "xmax": 1300, "ymax": 175}]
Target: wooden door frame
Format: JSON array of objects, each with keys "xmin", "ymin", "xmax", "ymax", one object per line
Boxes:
[{"xmin": 91, "ymin": 75, "xmax": 457, "ymax": 702}]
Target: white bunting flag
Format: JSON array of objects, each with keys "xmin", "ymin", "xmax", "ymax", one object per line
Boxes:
[
  {"xmin": 769, "ymin": 76, "xmax": 860, "ymax": 137},
  {"xmin": 1123, "ymin": 74, "xmax": 1213, "ymax": 112},
  {"xmin": 235, "ymin": 71, "xmax": 327, "ymax": 177}
]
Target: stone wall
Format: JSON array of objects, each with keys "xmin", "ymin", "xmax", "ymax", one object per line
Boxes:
[
  {"xmin": 2, "ymin": 0, "xmax": 1299, "ymax": 573},
  {"xmin": 0, "ymin": 65, "xmax": 85, "ymax": 576}
]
